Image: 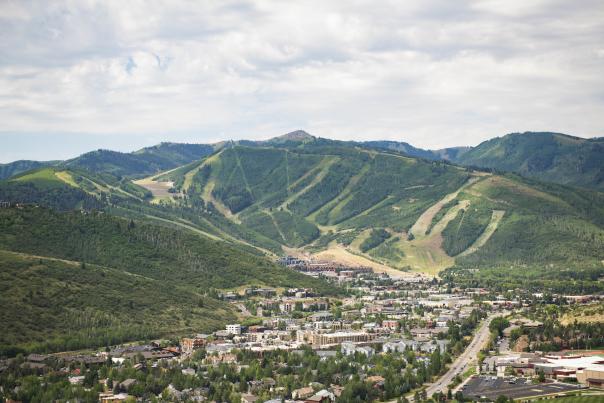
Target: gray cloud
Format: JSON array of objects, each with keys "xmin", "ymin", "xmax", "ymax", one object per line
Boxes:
[{"xmin": 0, "ymin": 0, "xmax": 602, "ymax": 161}]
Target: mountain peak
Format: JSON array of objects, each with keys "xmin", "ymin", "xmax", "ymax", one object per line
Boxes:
[{"xmin": 266, "ymin": 130, "xmax": 315, "ymax": 143}]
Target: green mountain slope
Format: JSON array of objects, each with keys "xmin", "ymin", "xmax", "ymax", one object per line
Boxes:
[
  {"xmin": 137, "ymin": 138, "xmax": 604, "ymax": 288},
  {"xmin": 0, "ymin": 143, "xmax": 215, "ymax": 182},
  {"xmin": 63, "ymin": 142, "xmax": 215, "ymax": 178},
  {"xmin": 0, "ymin": 206, "xmax": 335, "ymax": 353},
  {"xmin": 3, "ymin": 133, "xmax": 604, "ymax": 296},
  {"xmin": 0, "ymin": 160, "xmax": 58, "ymax": 180},
  {"xmin": 441, "ymin": 174, "xmax": 604, "ymax": 292},
  {"xmin": 453, "ymin": 132, "xmax": 604, "ymax": 191},
  {"xmin": 0, "ymin": 167, "xmax": 150, "ymax": 211}
]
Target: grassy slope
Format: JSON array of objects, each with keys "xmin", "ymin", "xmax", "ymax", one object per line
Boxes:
[{"xmin": 0, "ymin": 160, "xmax": 58, "ymax": 181}]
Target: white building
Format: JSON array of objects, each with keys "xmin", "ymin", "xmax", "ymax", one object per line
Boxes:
[{"xmin": 226, "ymin": 324, "xmax": 242, "ymax": 335}]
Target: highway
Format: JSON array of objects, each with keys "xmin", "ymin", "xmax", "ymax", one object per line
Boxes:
[
  {"xmin": 426, "ymin": 312, "xmax": 505, "ymax": 398},
  {"xmin": 388, "ymin": 311, "xmax": 504, "ymax": 402}
]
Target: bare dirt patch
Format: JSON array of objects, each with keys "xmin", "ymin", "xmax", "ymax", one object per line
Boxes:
[
  {"xmin": 134, "ymin": 178, "xmax": 179, "ymax": 203},
  {"xmin": 312, "ymin": 243, "xmax": 422, "ymax": 279}
]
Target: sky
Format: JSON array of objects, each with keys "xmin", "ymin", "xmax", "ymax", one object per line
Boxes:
[{"xmin": 1, "ymin": 0, "xmax": 603, "ymax": 163}]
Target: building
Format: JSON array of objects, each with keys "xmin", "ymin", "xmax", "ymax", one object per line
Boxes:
[
  {"xmin": 382, "ymin": 320, "xmax": 399, "ymax": 330},
  {"xmin": 226, "ymin": 324, "xmax": 242, "ymax": 335},
  {"xmin": 241, "ymin": 393, "xmax": 259, "ymax": 403},
  {"xmin": 100, "ymin": 393, "xmax": 130, "ymax": 402},
  {"xmin": 577, "ymin": 365, "xmax": 604, "ymax": 387},
  {"xmin": 292, "ymin": 386, "xmax": 315, "ymax": 400},
  {"xmin": 341, "ymin": 343, "xmax": 374, "ymax": 357},
  {"xmin": 383, "ymin": 339, "xmax": 419, "ymax": 353},
  {"xmin": 181, "ymin": 337, "xmax": 206, "ymax": 354},
  {"xmin": 297, "ymin": 330, "xmax": 376, "ymax": 347}
]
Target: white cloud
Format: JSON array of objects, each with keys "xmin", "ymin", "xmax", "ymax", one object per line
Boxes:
[{"xmin": 0, "ymin": 0, "xmax": 603, "ymax": 158}]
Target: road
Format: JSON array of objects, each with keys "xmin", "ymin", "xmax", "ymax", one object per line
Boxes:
[
  {"xmin": 234, "ymin": 302, "xmax": 252, "ymax": 317},
  {"xmin": 425, "ymin": 312, "xmax": 503, "ymax": 398}
]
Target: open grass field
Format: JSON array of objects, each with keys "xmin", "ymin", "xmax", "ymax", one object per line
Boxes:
[{"xmin": 545, "ymin": 394, "xmax": 604, "ymax": 403}]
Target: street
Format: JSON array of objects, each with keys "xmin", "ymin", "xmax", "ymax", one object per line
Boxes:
[{"xmin": 425, "ymin": 313, "xmax": 497, "ymax": 397}]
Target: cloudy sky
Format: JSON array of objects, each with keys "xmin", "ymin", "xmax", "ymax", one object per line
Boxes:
[{"xmin": 1, "ymin": 0, "xmax": 603, "ymax": 162}]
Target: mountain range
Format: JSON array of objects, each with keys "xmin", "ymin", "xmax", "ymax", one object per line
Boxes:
[
  {"xmin": 3, "ymin": 131, "xmax": 602, "ymax": 191},
  {"xmin": 1, "ymin": 130, "xmax": 603, "ymax": 353}
]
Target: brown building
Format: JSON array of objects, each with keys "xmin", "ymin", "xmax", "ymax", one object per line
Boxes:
[{"xmin": 181, "ymin": 337, "xmax": 206, "ymax": 354}]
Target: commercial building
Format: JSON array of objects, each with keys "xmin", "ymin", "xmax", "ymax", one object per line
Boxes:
[
  {"xmin": 297, "ymin": 330, "xmax": 376, "ymax": 347},
  {"xmin": 226, "ymin": 324, "xmax": 242, "ymax": 335}
]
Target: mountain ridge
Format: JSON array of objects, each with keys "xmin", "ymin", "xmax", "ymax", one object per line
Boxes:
[{"xmin": 2, "ymin": 130, "xmax": 601, "ymax": 191}]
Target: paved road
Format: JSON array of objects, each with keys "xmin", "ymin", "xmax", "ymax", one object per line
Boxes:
[{"xmin": 426, "ymin": 312, "xmax": 504, "ymax": 398}]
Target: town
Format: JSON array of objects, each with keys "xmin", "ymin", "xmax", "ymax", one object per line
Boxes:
[{"xmin": 2, "ymin": 257, "xmax": 603, "ymax": 403}]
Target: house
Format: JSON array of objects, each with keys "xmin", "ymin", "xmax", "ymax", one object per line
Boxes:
[
  {"xmin": 366, "ymin": 375, "xmax": 385, "ymax": 389},
  {"xmin": 99, "ymin": 393, "xmax": 130, "ymax": 403},
  {"xmin": 292, "ymin": 386, "xmax": 315, "ymax": 399},
  {"xmin": 341, "ymin": 343, "xmax": 374, "ymax": 357},
  {"xmin": 241, "ymin": 393, "xmax": 258, "ymax": 403},
  {"xmin": 68, "ymin": 375, "xmax": 85, "ymax": 385},
  {"xmin": 383, "ymin": 339, "xmax": 418, "ymax": 353},
  {"xmin": 305, "ymin": 389, "xmax": 335, "ymax": 403},
  {"xmin": 316, "ymin": 350, "xmax": 338, "ymax": 361},
  {"xmin": 205, "ymin": 353, "xmax": 238, "ymax": 365},
  {"xmin": 182, "ymin": 368, "xmax": 196, "ymax": 376},
  {"xmin": 119, "ymin": 378, "xmax": 137, "ymax": 391},
  {"xmin": 382, "ymin": 320, "xmax": 399, "ymax": 330}
]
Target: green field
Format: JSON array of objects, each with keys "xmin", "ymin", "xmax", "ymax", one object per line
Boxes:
[{"xmin": 545, "ymin": 395, "xmax": 604, "ymax": 403}]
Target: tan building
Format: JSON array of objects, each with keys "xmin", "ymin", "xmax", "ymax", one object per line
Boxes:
[
  {"xmin": 577, "ymin": 366, "xmax": 604, "ymax": 388},
  {"xmin": 297, "ymin": 330, "xmax": 376, "ymax": 347}
]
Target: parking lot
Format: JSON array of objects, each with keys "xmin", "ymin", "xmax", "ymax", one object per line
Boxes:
[{"xmin": 461, "ymin": 376, "xmax": 585, "ymax": 400}]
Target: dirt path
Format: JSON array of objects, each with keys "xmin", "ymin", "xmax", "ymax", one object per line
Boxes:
[
  {"xmin": 143, "ymin": 214, "xmax": 222, "ymax": 241},
  {"xmin": 457, "ymin": 210, "xmax": 505, "ymax": 257}
]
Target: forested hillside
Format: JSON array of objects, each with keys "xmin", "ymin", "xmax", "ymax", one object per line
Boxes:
[
  {"xmin": 0, "ymin": 206, "xmax": 336, "ymax": 353},
  {"xmin": 452, "ymin": 132, "xmax": 604, "ymax": 191},
  {"xmin": 63, "ymin": 142, "xmax": 215, "ymax": 178}
]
